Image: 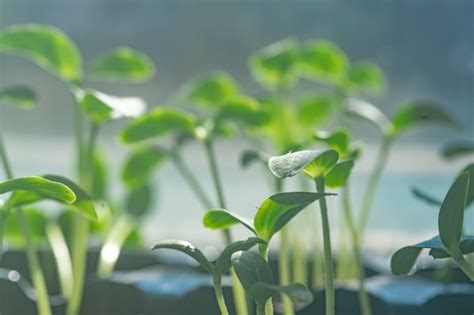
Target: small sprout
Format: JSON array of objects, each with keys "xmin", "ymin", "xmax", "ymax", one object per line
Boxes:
[
  {"xmin": 299, "ymin": 39, "xmax": 348, "ymax": 84},
  {"xmin": 86, "ymin": 47, "xmax": 155, "ymax": 83},
  {"xmin": 120, "ymin": 107, "xmax": 196, "ymax": 143},
  {"xmin": 343, "ymin": 61, "xmax": 386, "ymax": 95},
  {"xmin": 231, "ymin": 251, "xmax": 313, "ymax": 313},
  {"xmin": 0, "ymin": 85, "xmax": 37, "ymax": 109},
  {"xmin": 0, "ymin": 24, "xmax": 82, "ymax": 82},
  {"xmin": 185, "ymin": 71, "xmax": 239, "ymax": 106},
  {"xmin": 249, "ymin": 38, "xmax": 300, "ymax": 89}
]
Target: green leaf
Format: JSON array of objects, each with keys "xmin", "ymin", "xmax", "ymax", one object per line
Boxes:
[
  {"xmin": 442, "ymin": 141, "xmax": 474, "ymax": 160},
  {"xmin": 411, "ymin": 187, "xmax": 441, "ymax": 207},
  {"xmin": 214, "ymin": 237, "xmax": 265, "ymax": 276},
  {"xmin": 325, "ymin": 160, "xmax": 354, "ymax": 188},
  {"xmin": 5, "ymin": 208, "xmax": 46, "ymax": 245},
  {"xmin": 186, "ymin": 72, "xmax": 239, "ymax": 106},
  {"xmin": 120, "ymin": 107, "xmax": 196, "ymax": 143},
  {"xmin": 152, "ymin": 240, "xmax": 214, "ymax": 274},
  {"xmin": 240, "ymin": 150, "xmax": 268, "ymax": 169},
  {"xmin": 297, "ymin": 93, "xmax": 342, "ymax": 127},
  {"xmin": 0, "ymin": 85, "xmax": 37, "ymax": 109},
  {"xmin": 86, "ymin": 47, "xmax": 154, "ymax": 82},
  {"xmin": 216, "ymin": 96, "xmax": 269, "ymax": 127},
  {"xmin": 126, "ymin": 182, "xmax": 153, "ymax": 219},
  {"xmin": 461, "ymin": 164, "xmax": 474, "ymax": 209},
  {"xmin": 250, "ymin": 38, "xmax": 300, "ymax": 89},
  {"xmin": 300, "ymin": 40, "xmax": 348, "ymax": 84},
  {"xmin": 231, "ymin": 251, "xmax": 274, "ymax": 305},
  {"xmin": 345, "ymin": 98, "xmax": 392, "ymax": 135},
  {"xmin": 268, "ymin": 150, "xmax": 338, "ymax": 179},
  {"xmin": 390, "ymin": 101, "xmax": 461, "ymax": 136},
  {"xmin": 0, "ymin": 24, "xmax": 81, "ymax": 82},
  {"xmin": 0, "ymin": 176, "xmax": 76, "ymax": 206},
  {"xmin": 438, "ymin": 171, "xmax": 470, "ymax": 257},
  {"xmin": 203, "ymin": 209, "xmax": 256, "ymax": 235},
  {"xmin": 75, "ymin": 88, "xmax": 147, "ymax": 123},
  {"xmin": 344, "ymin": 62, "xmax": 385, "ymax": 95},
  {"xmin": 430, "ymin": 236, "xmax": 474, "ymax": 258},
  {"xmin": 122, "ymin": 146, "xmax": 167, "ymax": 188},
  {"xmin": 91, "ymin": 150, "xmax": 108, "ymax": 199},
  {"xmin": 313, "ymin": 129, "xmax": 351, "ymax": 158},
  {"xmin": 254, "ymin": 192, "xmax": 331, "ymax": 242},
  {"xmin": 249, "ymin": 283, "xmax": 313, "ymax": 308},
  {"xmin": 391, "ymin": 246, "xmax": 423, "ymax": 276}
]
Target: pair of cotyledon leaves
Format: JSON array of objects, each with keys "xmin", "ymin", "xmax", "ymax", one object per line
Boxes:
[
  {"xmin": 391, "ymin": 171, "xmax": 474, "ymax": 276},
  {"xmin": 250, "ymin": 37, "xmax": 385, "ymax": 94},
  {"xmin": 0, "ymin": 24, "xmax": 153, "ymax": 122},
  {"xmin": 152, "ymin": 238, "xmax": 313, "ymax": 308},
  {"xmin": 0, "ymin": 175, "xmax": 98, "ymax": 221}
]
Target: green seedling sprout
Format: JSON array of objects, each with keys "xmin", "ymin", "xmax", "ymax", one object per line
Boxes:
[
  {"xmin": 204, "ymin": 191, "xmax": 331, "ymax": 315},
  {"xmin": 0, "ymin": 23, "xmax": 155, "ymax": 315},
  {"xmin": 152, "ymin": 237, "xmax": 265, "ymax": 315},
  {"xmin": 231, "ymin": 250, "xmax": 313, "ymax": 315},
  {"xmin": 391, "ymin": 170, "xmax": 474, "ymax": 281}
]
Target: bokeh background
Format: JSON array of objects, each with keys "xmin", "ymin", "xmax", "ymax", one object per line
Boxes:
[{"xmin": 1, "ymin": 0, "xmax": 473, "ymax": 252}]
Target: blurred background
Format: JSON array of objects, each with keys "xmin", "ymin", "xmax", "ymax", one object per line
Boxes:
[{"xmin": 0, "ymin": 0, "xmax": 473, "ymax": 252}]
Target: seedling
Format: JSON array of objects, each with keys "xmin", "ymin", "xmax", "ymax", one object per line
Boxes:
[
  {"xmin": 152, "ymin": 237, "xmax": 265, "ymax": 315},
  {"xmin": 231, "ymin": 250, "xmax": 313, "ymax": 315},
  {"xmin": 391, "ymin": 170, "xmax": 474, "ymax": 281}
]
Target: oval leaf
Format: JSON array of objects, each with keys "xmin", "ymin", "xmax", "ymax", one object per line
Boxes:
[
  {"xmin": 126, "ymin": 182, "xmax": 153, "ymax": 219},
  {"xmin": 86, "ymin": 47, "xmax": 154, "ymax": 82},
  {"xmin": 185, "ymin": 72, "xmax": 238, "ymax": 106},
  {"xmin": 0, "ymin": 85, "xmax": 37, "ymax": 109},
  {"xmin": 122, "ymin": 146, "xmax": 167, "ymax": 188},
  {"xmin": 438, "ymin": 171, "xmax": 470, "ymax": 256},
  {"xmin": 390, "ymin": 246, "xmax": 423, "ymax": 276},
  {"xmin": 249, "ymin": 283, "xmax": 313, "ymax": 308},
  {"xmin": 254, "ymin": 192, "xmax": 332, "ymax": 242},
  {"xmin": 216, "ymin": 96, "xmax": 269, "ymax": 127},
  {"xmin": 303, "ymin": 150, "xmax": 339, "ymax": 179},
  {"xmin": 390, "ymin": 101, "xmax": 461, "ymax": 136},
  {"xmin": 345, "ymin": 98, "xmax": 392, "ymax": 135},
  {"xmin": 120, "ymin": 107, "xmax": 196, "ymax": 143},
  {"xmin": 203, "ymin": 209, "xmax": 256, "ymax": 235},
  {"xmin": 343, "ymin": 62, "xmax": 385, "ymax": 95},
  {"xmin": 0, "ymin": 24, "xmax": 81, "ymax": 82},
  {"xmin": 325, "ymin": 160, "xmax": 354, "ymax": 188},
  {"xmin": 214, "ymin": 237, "xmax": 266, "ymax": 276},
  {"xmin": 314, "ymin": 129, "xmax": 351, "ymax": 158},
  {"xmin": 297, "ymin": 93, "xmax": 342, "ymax": 127},
  {"xmin": 152, "ymin": 240, "xmax": 214, "ymax": 274},
  {"xmin": 268, "ymin": 150, "xmax": 338, "ymax": 179}
]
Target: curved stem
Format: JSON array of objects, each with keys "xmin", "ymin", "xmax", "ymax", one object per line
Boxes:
[
  {"xmin": 213, "ymin": 276, "xmax": 230, "ymax": 315},
  {"xmin": 315, "ymin": 177, "xmax": 335, "ymax": 315},
  {"xmin": 358, "ymin": 136, "xmax": 392, "ymax": 236}
]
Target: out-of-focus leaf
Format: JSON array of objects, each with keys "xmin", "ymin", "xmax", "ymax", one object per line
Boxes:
[
  {"xmin": 344, "ymin": 62, "xmax": 385, "ymax": 95},
  {"xmin": 268, "ymin": 150, "xmax": 338, "ymax": 179},
  {"xmin": 390, "ymin": 101, "xmax": 461, "ymax": 136},
  {"xmin": 203, "ymin": 209, "xmax": 256, "ymax": 235},
  {"xmin": 0, "ymin": 24, "xmax": 81, "ymax": 82},
  {"xmin": 254, "ymin": 192, "xmax": 331, "ymax": 242},
  {"xmin": 297, "ymin": 93, "xmax": 342, "ymax": 127},
  {"xmin": 325, "ymin": 160, "xmax": 354, "ymax": 188},
  {"xmin": 5, "ymin": 208, "xmax": 46, "ymax": 245},
  {"xmin": 86, "ymin": 47, "xmax": 154, "ymax": 82},
  {"xmin": 461, "ymin": 164, "xmax": 474, "ymax": 209},
  {"xmin": 240, "ymin": 150, "xmax": 268, "ymax": 169},
  {"xmin": 120, "ymin": 108, "xmax": 196, "ymax": 143},
  {"xmin": 300, "ymin": 40, "xmax": 348, "ymax": 84},
  {"xmin": 313, "ymin": 129, "xmax": 351, "ymax": 158},
  {"xmin": 214, "ymin": 237, "xmax": 265, "ymax": 276},
  {"xmin": 249, "ymin": 283, "xmax": 313, "ymax": 308},
  {"xmin": 186, "ymin": 72, "xmax": 239, "ymax": 106},
  {"xmin": 430, "ymin": 236, "xmax": 474, "ymax": 258},
  {"xmin": 92, "ymin": 150, "xmax": 108, "ymax": 199},
  {"xmin": 122, "ymin": 146, "xmax": 167, "ymax": 188},
  {"xmin": 126, "ymin": 182, "xmax": 153, "ymax": 219},
  {"xmin": 216, "ymin": 96, "xmax": 269, "ymax": 127},
  {"xmin": 250, "ymin": 38, "xmax": 300, "ymax": 89},
  {"xmin": 438, "ymin": 171, "xmax": 470, "ymax": 257},
  {"xmin": 345, "ymin": 98, "xmax": 392, "ymax": 135},
  {"xmin": 152, "ymin": 240, "xmax": 214, "ymax": 274},
  {"xmin": 442, "ymin": 141, "xmax": 474, "ymax": 160},
  {"xmin": 75, "ymin": 88, "xmax": 146, "ymax": 123},
  {"xmin": 411, "ymin": 187, "xmax": 442, "ymax": 207},
  {"xmin": 0, "ymin": 86, "xmax": 37, "ymax": 109}
]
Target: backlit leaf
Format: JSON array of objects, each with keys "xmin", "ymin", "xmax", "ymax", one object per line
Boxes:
[
  {"xmin": 203, "ymin": 209, "xmax": 256, "ymax": 235},
  {"xmin": 186, "ymin": 72, "xmax": 239, "ymax": 106},
  {"xmin": 325, "ymin": 160, "xmax": 354, "ymax": 188},
  {"xmin": 303, "ymin": 150, "xmax": 339, "ymax": 179},
  {"xmin": 313, "ymin": 129, "xmax": 351, "ymax": 158}
]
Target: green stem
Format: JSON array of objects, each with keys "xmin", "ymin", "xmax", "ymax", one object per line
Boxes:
[
  {"xmin": 213, "ymin": 276, "xmax": 230, "ymax": 315},
  {"xmin": 315, "ymin": 177, "xmax": 335, "ymax": 315},
  {"xmin": 311, "ymin": 210, "xmax": 324, "ymax": 290},
  {"xmin": 358, "ymin": 136, "xmax": 392, "ymax": 236},
  {"xmin": 256, "ymin": 303, "xmax": 266, "ymax": 315},
  {"xmin": 204, "ymin": 139, "xmax": 227, "ymax": 209},
  {"xmin": 342, "ymin": 185, "xmax": 372, "ymax": 315},
  {"xmin": 0, "ymin": 134, "xmax": 13, "ymax": 179},
  {"xmin": 67, "ymin": 122, "xmax": 99, "ymax": 315}
]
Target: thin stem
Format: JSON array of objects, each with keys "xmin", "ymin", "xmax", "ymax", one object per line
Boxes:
[
  {"xmin": 256, "ymin": 303, "xmax": 266, "ymax": 315},
  {"xmin": 315, "ymin": 177, "xmax": 335, "ymax": 315},
  {"xmin": 311, "ymin": 210, "xmax": 324, "ymax": 290},
  {"xmin": 18, "ymin": 209, "xmax": 52, "ymax": 315},
  {"xmin": 342, "ymin": 185, "xmax": 372, "ymax": 315},
  {"xmin": 204, "ymin": 139, "xmax": 227, "ymax": 209},
  {"xmin": 67, "ymin": 122, "xmax": 99, "ymax": 315},
  {"xmin": 213, "ymin": 276, "xmax": 230, "ymax": 315},
  {"xmin": 358, "ymin": 136, "xmax": 392, "ymax": 235},
  {"xmin": 0, "ymin": 134, "xmax": 13, "ymax": 179}
]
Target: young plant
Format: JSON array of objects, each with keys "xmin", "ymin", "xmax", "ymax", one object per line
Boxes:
[
  {"xmin": 231, "ymin": 250, "xmax": 313, "ymax": 315},
  {"xmin": 152, "ymin": 237, "xmax": 265, "ymax": 315},
  {"xmin": 0, "ymin": 24, "xmax": 154, "ymax": 315},
  {"xmin": 391, "ymin": 170, "xmax": 474, "ymax": 281}
]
